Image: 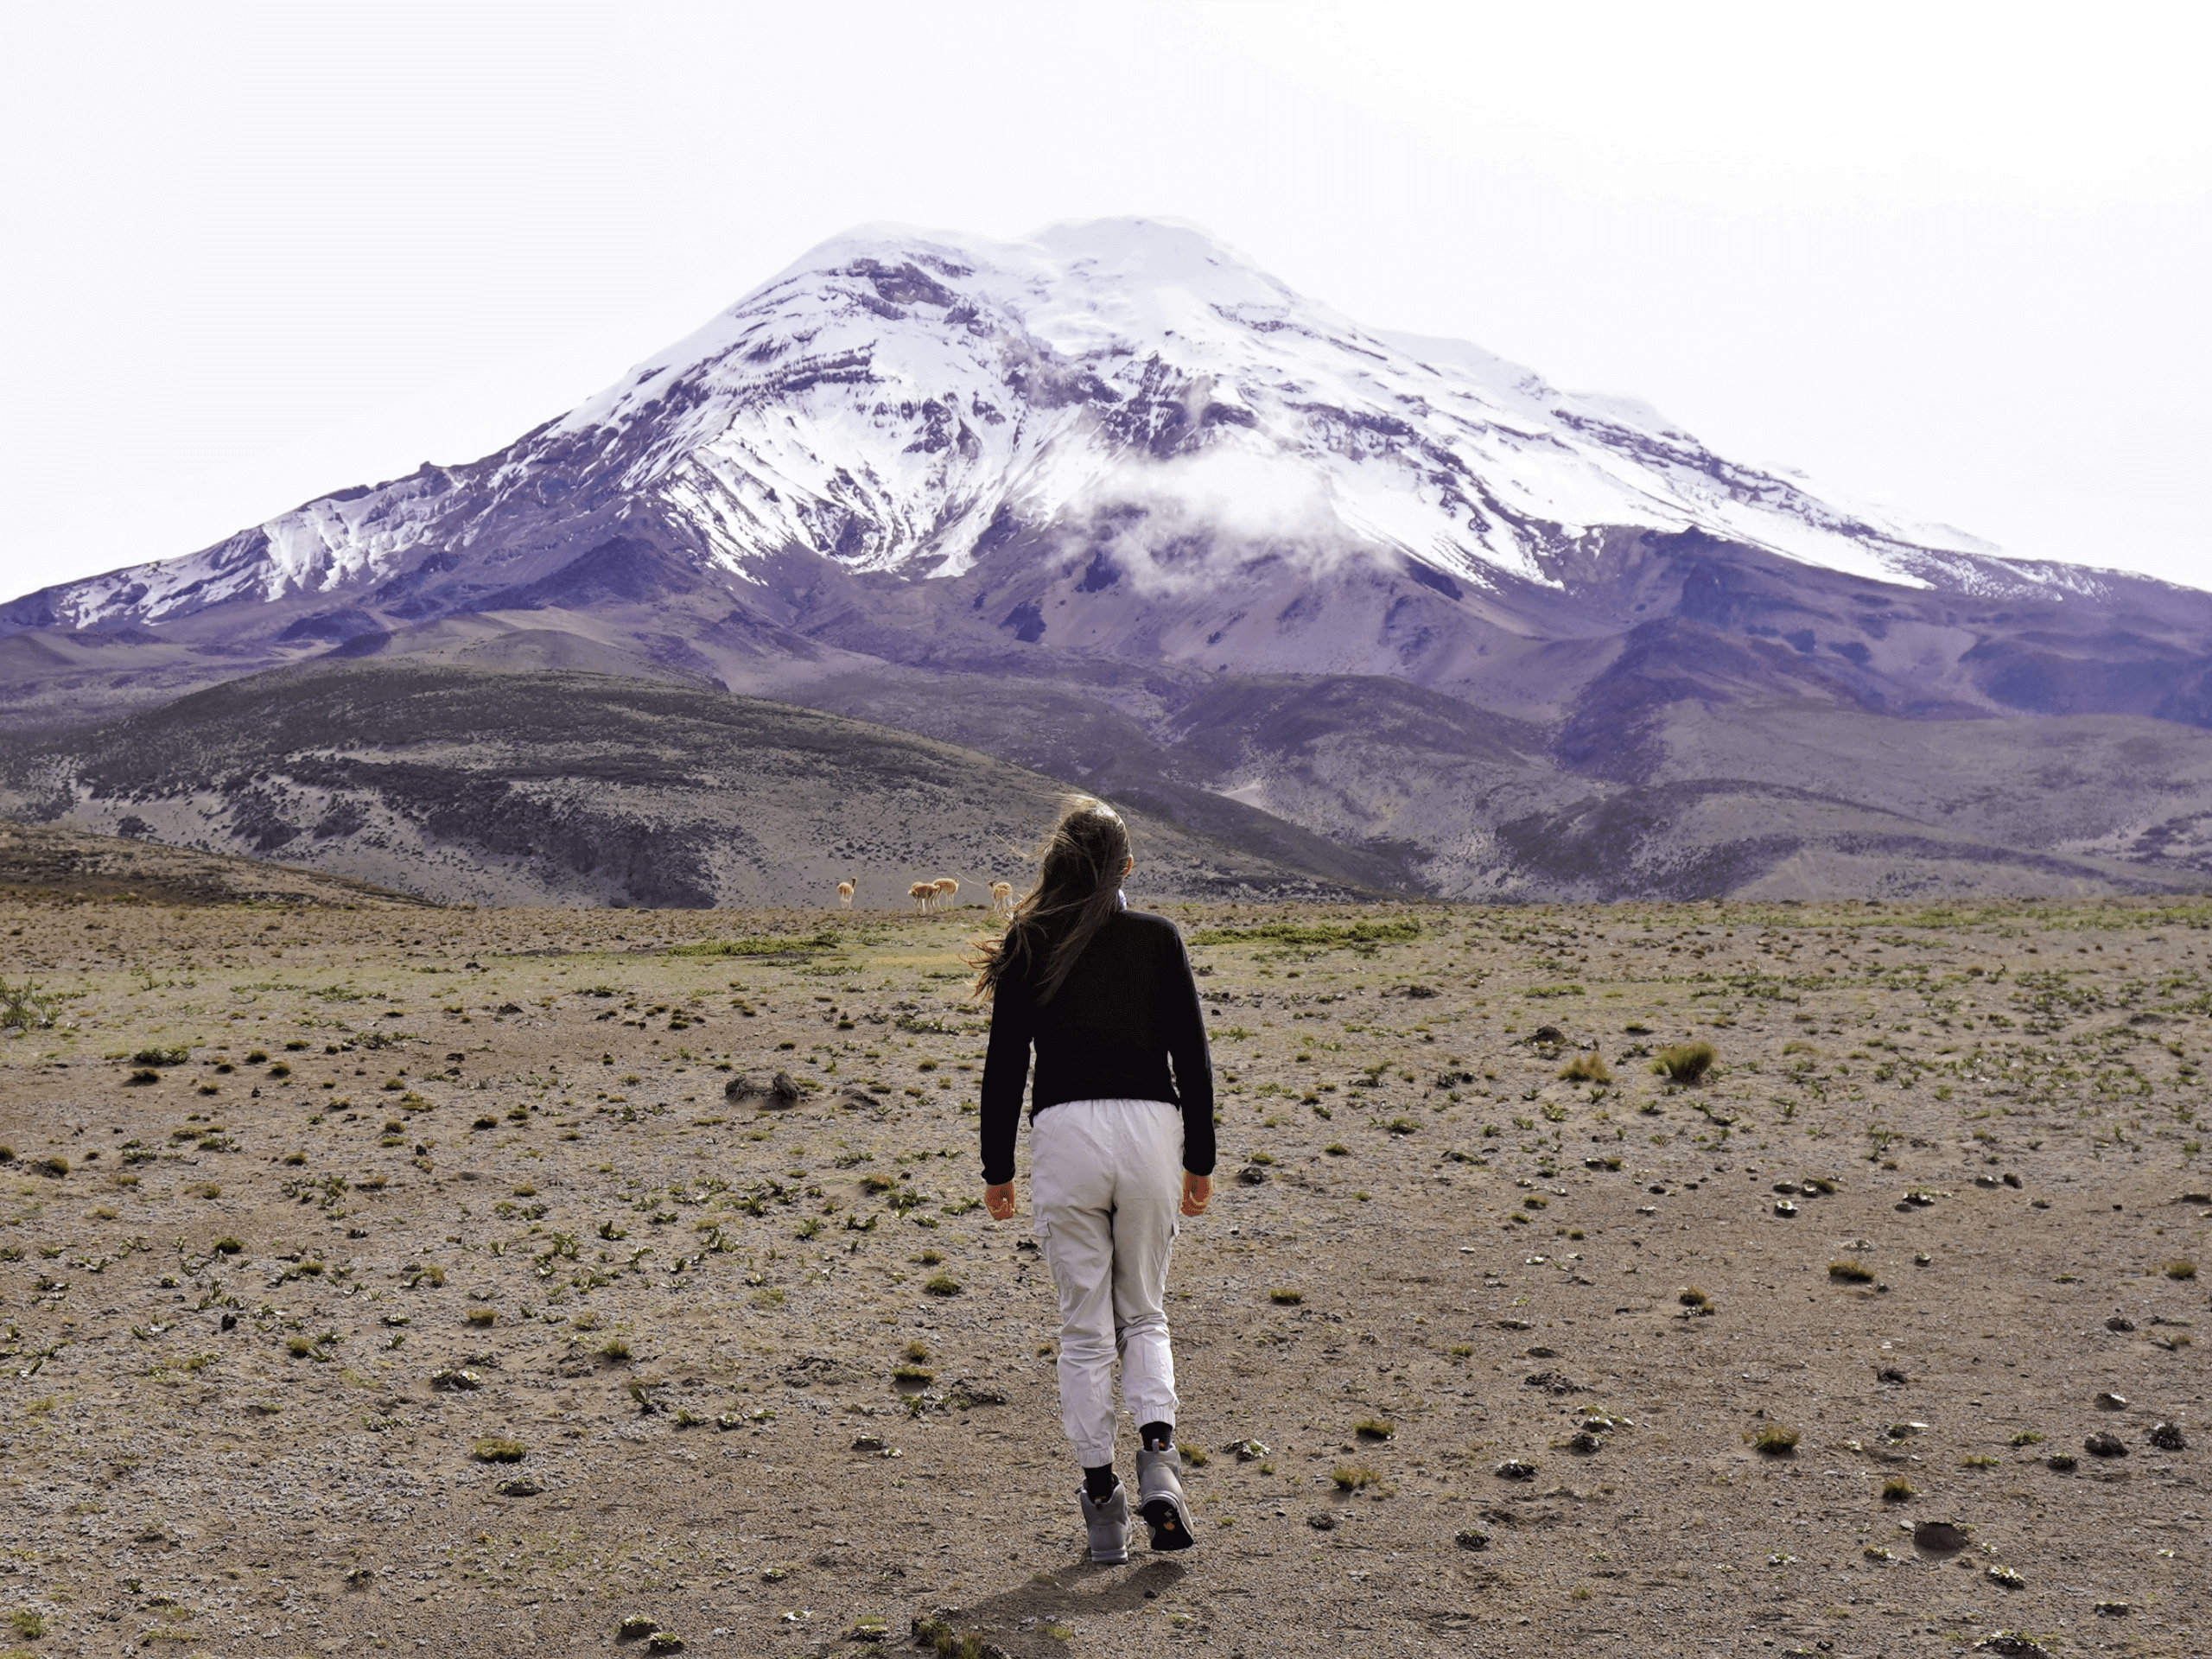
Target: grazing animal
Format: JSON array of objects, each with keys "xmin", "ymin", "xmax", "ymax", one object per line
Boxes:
[
  {"xmin": 931, "ymin": 877, "xmax": 960, "ymax": 911},
  {"xmin": 909, "ymin": 880, "xmax": 937, "ymax": 912},
  {"xmin": 836, "ymin": 880, "xmax": 855, "ymax": 910},
  {"xmin": 989, "ymin": 880, "xmax": 1014, "ymax": 918}
]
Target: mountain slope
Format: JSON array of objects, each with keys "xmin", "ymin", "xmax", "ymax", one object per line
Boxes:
[{"xmin": 0, "ymin": 662, "xmax": 1402, "ymax": 906}]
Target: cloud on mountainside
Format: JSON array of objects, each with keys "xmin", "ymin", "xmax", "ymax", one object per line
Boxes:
[{"xmin": 1064, "ymin": 447, "xmax": 1374, "ymax": 596}]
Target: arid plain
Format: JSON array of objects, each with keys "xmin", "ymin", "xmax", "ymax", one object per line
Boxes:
[{"xmin": 1, "ymin": 882, "xmax": 2206, "ymax": 1659}]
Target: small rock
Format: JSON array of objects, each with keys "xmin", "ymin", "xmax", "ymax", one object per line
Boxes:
[
  {"xmin": 429, "ymin": 1368, "xmax": 482, "ymax": 1391},
  {"xmin": 1494, "ymin": 1459, "xmax": 1538, "ymax": 1481},
  {"xmin": 1565, "ymin": 1431, "xmax": 1602, "ymax": 1455},
  {"xmin": 1876, "ymin": 1367, "xmax": 1909, "ymax": 1385},
  {"xmin": 2147, "ymin": 1421, "xmax": 2186, "ymax": 1451},
  {"xmin": 1525, "ymin": 1344, "xmax": 1557, "ymax": 1358},
  {"xmin": 2044, "ymin": 1452, "xmax": 2077, "ymax": 1471},
  {"xmin": 2094, "ymin": 1390, "xmax": 2129, "ymax": 1411},
  {"xmin": 1974, "ymin": 1637, "xmax": 2053, "ymax": 1658},
  {"xmin": 1453, "ymin": 1528, "xmax": 1490, "ymax": 1550},
  {"xmin": 646, "ymin": 1635, "xmax": 683, "ymax": 1655},
  {"xmin": 619, "ymin": 1614, "xmax": 658, "ymax": 1640},
  {"xmin": 2105, "ymin": 1317, "xmax": 2137, "ymax": 1333},
  {"xmin": 1224, "ymin": 1438, "xmax": 1269, "ymax": 1461},
  {"xmin": 1986, "ymin": 1564, "xmax": 2024, "ymax": 1588},
  {"xmin": 715, "ymin": 1412, "xmax": 744, "ymax": 1431},
  {"xmin": 495, "ymin": 1478, "xmax": 543, "ymax": 1497},
  {"xmin": 852, "ymin": 1433, "xmax": 888, "ymax": 1452},
  {"xmin": 2094, "ymin": 1600, "xmax": 2132, "ymax": 1617},
  {"xmin": 1236, "ymin": 1165, "xmax": 1269, "ymax": 1185},
  {"xmin": 2083, "ymin": 1432, "xmax": 2127, "ymax": 1458},
  {"xmin": 1306, "ymin": 1512, "xmax": 1337, "ymax": 1530},
  {"xmin": 1774, "ymin": 1199, "xmax": 1798, "ymax": 1217},
  {"xmin": 769, "ymin": 1071, "xmax": 801, "ymax": 1105}
]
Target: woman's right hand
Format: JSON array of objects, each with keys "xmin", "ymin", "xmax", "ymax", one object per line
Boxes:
[
  {"xmin": 984, "ymin": 1181, "xmax": 1017, "ymax": 1221},
  {"xmin": 1180, "ymin": 1173, "xmax": 1211, "ymax": 1217}
]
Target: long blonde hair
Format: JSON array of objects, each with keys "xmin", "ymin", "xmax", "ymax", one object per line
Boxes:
[{"xmin": 970, "ymin": 797, "xmax": 1131, "ymax": 1005}]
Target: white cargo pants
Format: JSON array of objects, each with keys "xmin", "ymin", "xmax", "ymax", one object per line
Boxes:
[{"xmin": 1030, "ymin": 1097, "xmax": 1184, "ymax": 1468}]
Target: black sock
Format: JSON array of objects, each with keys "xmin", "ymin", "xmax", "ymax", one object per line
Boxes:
[
  {"xmin": 1083, "ymin": 1464, "xmax": 1118, "ymax": 1502},
  {"xmin": 1140, "ymin": 1421, "xmax": 1174, "ymax": 1452}
]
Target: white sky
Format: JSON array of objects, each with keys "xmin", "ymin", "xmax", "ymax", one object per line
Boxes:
[{"xmin": 2, "ymin": 0, "xmax": 2207, "ymax": 601}]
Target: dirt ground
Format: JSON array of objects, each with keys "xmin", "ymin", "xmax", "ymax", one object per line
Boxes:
[{"xmin": 0, "ymin": 892, "xmax": 2206, "ymax": 1659}]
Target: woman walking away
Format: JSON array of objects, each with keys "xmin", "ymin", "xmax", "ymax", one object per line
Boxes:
[{"xmin": 974, "ymin": 797, "xmax": 1215, "ymax": 1565}]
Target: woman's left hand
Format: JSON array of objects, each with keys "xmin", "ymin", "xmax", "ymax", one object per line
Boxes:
[
  {"xmin": 984, "ymin": 1181, "xmax": 1017, "ymax": 1220},
  {"xmin": 1180, "ymin": 1173, "xmax": 1211, "ymax": 1217}
]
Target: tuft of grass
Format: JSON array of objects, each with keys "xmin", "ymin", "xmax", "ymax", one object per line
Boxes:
[
  {"xmin": 1828, "ymin": 1258, "xmax": 1876, "ymax": 1284},
  {"xmin": 2164, "ymin": 1259, "xmax": 2197, "ymax": 1281},
  {"xmin": 2009, "ymin": 1430, "xmax": 2044, "ymax": 1446},
  {"xmin": 10, "ymin": 1610, "xmax": 48, "ymax": 1638},
  {"xmin": 471, "ymin": 1437, "xmax": 527, "ymax": 1463},
  {"xmin": 1750, "ymin": 1423, "xmax": 1800, "ymax": 1456},
  {"xmin": 597, "ymin": 1336, "xmax": 632, "ymax": 1363},
  {"xmin": 1332, "ymin": 1463, "xmax": 1382, "ymax": 1491},
  {"xmin": 1557, "ymin": 1052, "xmax": 1611, "ymax": 1084},
  {"xmin": 923, "ymin": 1272, "xmax": 962, "ymax": 1297},
  {"xmin": 1678, "ymin": 1286, "xmax": 1710, "ymax": 1308},
  {"xmin": 903, "ymin": 1338, "xmax": 931, "ymax": 1363},
  {"xmin": 1879, "ymin": 1476, "xmax": 1916, "ymax": 1503},
  {"xmin": 466, "ymin": 1308, "xmax": 497, "ymax": 1327},
  {"xmin": 1650, "ymin": 1042, "xmax": 1715, "ymax": 1083},
  {"xmin": 1268, "ymin": 1287, "xmax": 1304, "ymax": 1306},
  {"xmin": 1353, "ymin": 1417, "xmax": 1395, "ymax": 1441},
  {"xmin": 125, "ymin": 1067, "xmax": 162, "ymax": 1085}
]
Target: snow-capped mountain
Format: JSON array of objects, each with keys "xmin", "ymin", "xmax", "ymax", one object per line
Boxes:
[
  {"xmin": 10, "ymin": 218, "xmax": 2072, "ymax": 638},
  {"xmin": 8, "ymin": 219, "xmax": 2212, "ymax": 906}
]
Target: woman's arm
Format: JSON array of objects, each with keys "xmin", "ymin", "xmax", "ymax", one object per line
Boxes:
[
  {"xmin": 1161, "ymin": 925, "xmax": 1217, "ymax": 1179},
  {"xmin": 978, "ymin": 976, "xmax": 1033, "ymax": 1189}
]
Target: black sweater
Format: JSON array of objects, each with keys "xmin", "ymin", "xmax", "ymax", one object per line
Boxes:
[{"xmin": 979, "ymin": 907, "xmax": 1216, "ymax": 1185}]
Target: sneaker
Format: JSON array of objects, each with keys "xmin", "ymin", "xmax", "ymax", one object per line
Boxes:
[
  {"xmin": 1135, "ymin": 1446, "xmax": 1197, "ymax": 1552},
  {"xmin": 1078, "ymin": 1482, "xmax": 1128, "ymax": 1564}
]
